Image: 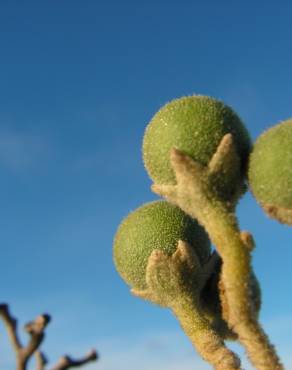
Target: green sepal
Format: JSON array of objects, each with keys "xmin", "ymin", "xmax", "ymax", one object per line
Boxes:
[
  {"xmin": 131, "ymin": 240, "xmax": 202, "ymax": 307},
  {"xmin": 152, "ymin": 134, "xmax": 244, "ymax": 219}
]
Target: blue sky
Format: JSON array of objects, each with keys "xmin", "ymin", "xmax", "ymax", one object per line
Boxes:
[{"xmin": 0, "ymin": 1, "xmax": 291, "ymax": 369}]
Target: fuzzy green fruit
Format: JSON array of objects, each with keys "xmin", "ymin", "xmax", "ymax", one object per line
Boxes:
[
  {"xmin": 143, "ymin": 95, "xmax": 251, "ymax": 190},
  {"xmin": 248, "ymin": 119, "xmax": 292, "ymax": 225},
  {"xmin": 113, "ymin": 201, "xmax": 211, "ymax": 290}
]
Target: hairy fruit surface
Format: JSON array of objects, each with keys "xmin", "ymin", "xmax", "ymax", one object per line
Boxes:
[
  {"xmin": 113, "ymin": 201, "xmax": 211, "ymax": 290},
  {"xmin": 248, "ymin": 119, "xmax": 292, "ymax": 225},
  {"xmin": 143, "ymin": 95, "xmax": 251, "ymax": 187}
]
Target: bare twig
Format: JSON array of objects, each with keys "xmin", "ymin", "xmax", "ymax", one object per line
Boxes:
[
  {"xmin": 35, "ymin": 349, "xmax": 98, "ymax": 370},
  {"xmin": 24, "ymin": 314, "xmax": 51, "ymax": 359},
  {"xmin": 35, "ymin": 351, "xmax": 49, "ymax": 370},
  {"xmin": 0, "ymin": 304, "xmax": 22, "ymax": 351},
  {"xmin": 0, "ymin": 303, "xmax": 50, "ymax": 370},
  {"xmin": 1, "ymin": 304, "xmax": 98, "ymax": 370},
  {"xmin": 50, "ymin": 349, "xmax": 98, "ymax": 370}
]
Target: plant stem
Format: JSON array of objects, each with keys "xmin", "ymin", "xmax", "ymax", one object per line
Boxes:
[
  {"xmin": 153, "ymin": 141, "xmax": 284, "ymax": 369},
  {"xmin": 172, "ymin": 294, "xmax": 241, "ymax": 370},
  {"xmin": 190, "ymin": 201, "xmax": 283, "ymax": 370}
]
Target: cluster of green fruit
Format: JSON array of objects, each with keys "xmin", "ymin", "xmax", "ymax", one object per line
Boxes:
[{"xmin": 113, "ymin": 95, "xmax": 292, "ymax": 339}]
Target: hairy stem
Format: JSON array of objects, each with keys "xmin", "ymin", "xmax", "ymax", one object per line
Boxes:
[
  {"xmin": 172, "ymin": 294, "xmax": 241, "ymax": 370},
  {"xmin": 132, "ymin": 242, "xmax": 242, "ymax": 369},
  {"xmin": 153, "ymin": 143, "xmax": 284, "ymax": 370},
  {"xmin": 189, "ymin": 202, "xmax": 283, "ymax": 370}
]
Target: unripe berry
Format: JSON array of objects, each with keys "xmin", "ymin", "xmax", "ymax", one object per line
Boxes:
[
  {"xmin": 143, "ymin": 95, "xmax": 251, "ymax": 188},
  {"xmin": 113, "ymin": 201, "xmax": 211, "ymax": 290},
  {"xmin": 248, "ymin": 119, "xmax": 292, "ymax": 225}
]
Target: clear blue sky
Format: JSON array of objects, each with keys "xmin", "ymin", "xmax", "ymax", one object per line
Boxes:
[{"xmin": 0, "ymin": 1, "xmax": 291, "ymax": 369}]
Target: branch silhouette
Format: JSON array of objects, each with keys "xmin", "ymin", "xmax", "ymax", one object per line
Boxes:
[{"xmin": 0, "ymin": 303, "xmax": 98, "ymax": 370}]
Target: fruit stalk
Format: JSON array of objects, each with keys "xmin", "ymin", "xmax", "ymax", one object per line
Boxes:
[
  {"xmin": 153, "ymin": 145, "xmax": 284, "ymax": 370},
  {"xmin": 131, "ymin": 242, "xmax": 242, "ymax": 370},
  {"xmin": 194, "ymin": 203, "xmax": 283, "ymax": 370},
  {"xmin": 171, "ymin": 294, "xmax": 241, "ymax": 370}
]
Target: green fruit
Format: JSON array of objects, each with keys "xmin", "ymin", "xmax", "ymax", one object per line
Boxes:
[
  {"xmin": 143, "ymin": 95, "xmax": 251, "ymax": 188},
  {"xmin": 248, "ymin": 119, "xmax": 292, "ymax": 225},
  {"xmin": 113, "ymin": 200, "xmax": 211, "ymax": 290}
]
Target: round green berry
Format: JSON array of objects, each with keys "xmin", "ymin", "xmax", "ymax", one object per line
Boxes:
[
  {"xmin": 113, "ymin": 200, "xmax": 211, "ymax": 290},
  {"xmin": 143, "ymin": 95, "xmax": 251, "ymax": 188},
  {"xmin": 248, "ymin": 119, "xmax": 292, "ymax": 225}
]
